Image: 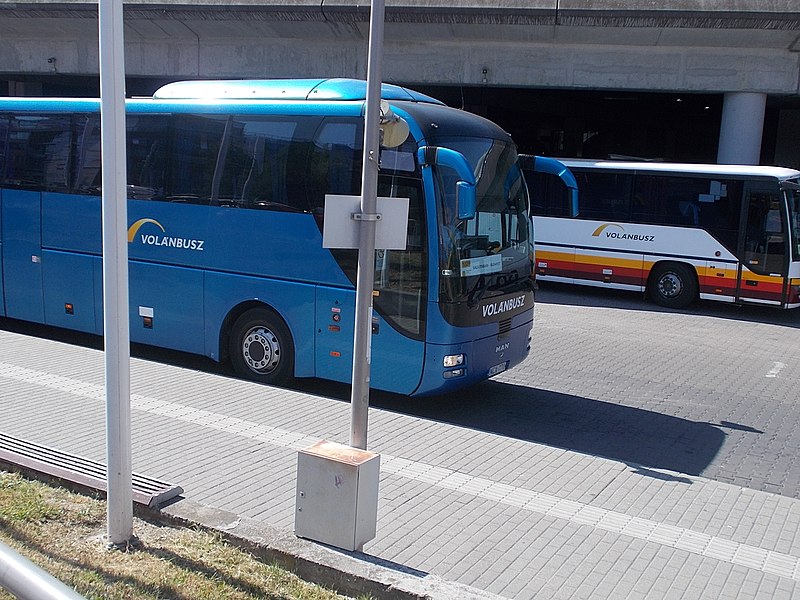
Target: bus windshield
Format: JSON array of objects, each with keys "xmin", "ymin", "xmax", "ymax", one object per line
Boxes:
[{"xmin": 434, "ymin": 138, "xmax": 531, "ymax": 305}]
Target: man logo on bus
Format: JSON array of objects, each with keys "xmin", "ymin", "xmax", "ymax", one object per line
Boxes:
[
  {"xmin": 592, "ymin": 223, "xmax": 654, "ymax": 242},
  {"xmin": 127, "ymin": 218, "xmax": 205, "ymax": 251}
]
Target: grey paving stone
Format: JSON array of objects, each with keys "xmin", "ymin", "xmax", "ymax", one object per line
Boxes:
[{"xmin": 2, "ymin": 298, "xmax": 800, "ymax": 599}]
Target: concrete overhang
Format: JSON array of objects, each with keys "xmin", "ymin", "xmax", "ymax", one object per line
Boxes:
[{"xmin": 1, "ymin": 0, "xmax": 798, "ymax": 94}]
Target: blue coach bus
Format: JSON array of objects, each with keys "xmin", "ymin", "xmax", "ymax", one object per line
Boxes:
[{"xmin": 0, "ymin": 79, "xmax": 534, "ymax": 396}]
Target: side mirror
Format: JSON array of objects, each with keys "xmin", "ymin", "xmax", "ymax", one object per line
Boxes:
[
  {"xmin": 456, "ymin": 181, "xmax": 476, "ymax": 220},
  {"xmin": 417, "ymin": 146, "xmax": 477, "ymax": 220}
]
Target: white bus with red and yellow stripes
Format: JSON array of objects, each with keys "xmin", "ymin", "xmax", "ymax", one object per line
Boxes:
[{"xmin": 521, "ymin": 157, "xmax": 800, "ymax": 309}]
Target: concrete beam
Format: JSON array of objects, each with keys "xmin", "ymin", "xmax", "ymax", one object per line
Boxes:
[{"xmin": 1, "ymin": 0, "xmax": 799, "ymax": 96}]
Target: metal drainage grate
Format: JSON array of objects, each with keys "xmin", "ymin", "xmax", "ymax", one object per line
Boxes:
[{"xmin": 0, "ymin": 433, "xmax": 183, "ymax": 509}]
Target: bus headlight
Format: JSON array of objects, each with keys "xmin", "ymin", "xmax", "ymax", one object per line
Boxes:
[{"xmin": 443, "ymin": 354, "xmax": 464, "ymax": 368}]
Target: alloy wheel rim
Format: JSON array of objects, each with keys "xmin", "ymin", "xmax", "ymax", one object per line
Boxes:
[{"xmin": 242, "ymin": 326, "xmax": 280, "ymax": 373}]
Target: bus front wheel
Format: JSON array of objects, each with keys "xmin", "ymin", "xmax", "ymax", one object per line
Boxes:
[
  {"xmin": 648, "ymin": 263, "xmax": 698, "ymax": 309},
  {"xmin": 229, "ymin": 308, "xmax": 294, "ymax": 386}
]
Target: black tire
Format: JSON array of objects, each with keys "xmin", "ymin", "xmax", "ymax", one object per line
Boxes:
[
  {"xmin": 648, "ymin": 263, "xmax": 698, "ymax": 308},
  {"xmin": 228, "ymin": 308, "xmax": 294, "ymax": 385}
]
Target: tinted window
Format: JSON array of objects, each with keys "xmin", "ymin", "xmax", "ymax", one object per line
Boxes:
[
  {"xmin": 3, "ymin": 114, "xmax": 72, "ymax": 192},
  {"xmin": 373, "ymin": 176, "xmax": 427, "ymax": 339},
  {"xmin": 168, "ymin": 115, "xmax": 225, "ymax": 203},
  {"xmin": 574, "ymin": 170, "xmax": 633, "ymax": 221},
  {"xmin": 379, "ymin": 137, "xmax": 418, "ymax": 174},
  {"xmin": 125, "ymin": 113, "xmax": 322, "ymax": 209},
  {"xmin": 789, "ymin": 188, "xmax": 800, "ymax": 261},
  {"xmin": 214, "ymin": 116, "xmax": 319, "ymax": 211},
  {"xmin": 632, "ymin": 174, "xmax": 743, "ymax": 249},
  {"xmin": 0, "ymin": 116, "xmax": 8, "ymax": 181},
  {"xmin": 126, "ymin": 114, "xmax": 169, "ymax": 200},
  {"xmin": 694, "ymin": 179, "xmax": 742, "ymax": 251},
  {"xmin": 633, "ymin": 175, "xmax": 717, "ymax": 226},
  {"xmin": 306, "ymin": 119, "xmax": 362, "ymax": 213},
  {"xmin": 744, "ymin": 190, "xmax": 784, "ymax": 273},
  {"xmin": 57, "ymin": 113, "xmax": 169, "ymax": 199},
  {"xmin": 330, "ymin": 174, "xmax": 428, "ymax": 336},
  {"xmin": 528, "ymin": 170, "xmax": 572, "ymax": 217},
  {"xmin": 72, "ymin": 114, "xmax": 102, "ymax": 195}
]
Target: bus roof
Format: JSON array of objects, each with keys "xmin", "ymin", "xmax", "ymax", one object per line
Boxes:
[
  {"xmin": 152, "ymin": 78, "xmax": 444, "ymax": 104},
  {"xmin": 551, "ymin": 158, "xmax": 800, "ymax": 181}
]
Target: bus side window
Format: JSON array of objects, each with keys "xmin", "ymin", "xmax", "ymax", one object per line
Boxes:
[
  {"xmin": 214, "ymin": 116, "xmax": 314, "ymax": 211},
  {"xmin": 306, "ymin": 119, "xmax": 362, "ymax": 214},
  {"xmin": 72, "ymin": 114, "xmax": 102, "ymax": 195},
  {"xmin": 638, "ymin": 175, "xmax": 709, "ymax": 227},
  {"xmin": 0, "ymin": 115, "xmax": 9, "ymax": 184},
  {"xmin": 577, "ymin": 171, "xmax": 632, "ymax": 221},
  {"xmin": 168, "ymin": 115, "xmax": 226, "ymax": 204},
  {"xmin": 764, "ymin": 207, "xmax": 782, "ymax": 233},
  {"xmin": 702, "ymin": 179, "xmax": 742, "ymax": 252},
  {"xmin": 5, "ymin": 114, "xmax": 72, "ymax": 192},
  {"xmin": 528, "ymin": 171, "xmax": 571, "ymax": 217},
  {"xmin": 744, "ymin": 192, "xmax": 786, "ymax": 273},
  {"xmin": 631, "ymin": 175, "xmax": 657, "ymax": 223},
  {"xmin": 374, "ymin": 175, "xmax": 427, "ymax": 338},
  {"xmin": 125, "ymin": 114, "xmax": 169, "ymax": 200}
]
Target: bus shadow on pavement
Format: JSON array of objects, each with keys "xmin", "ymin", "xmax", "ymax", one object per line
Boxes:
[
  {"xmin": 536, "ymin": 281, "xmax": 800, "ymax": 329},
  {"xmin": 0, "ymin": 316, "xmax": 726, "ymax": 479},
  {"xmin": 378, "ymin": 380, "xmax": 727, "ymax": 478}
]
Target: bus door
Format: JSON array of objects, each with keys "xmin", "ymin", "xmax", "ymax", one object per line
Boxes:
[
  {"xmin": 737, "ymin": 187, "xmax": 788, "ymax": 306},
  {"xmin": 314, "ymin": 283, "xmax": 425, "ymax": 395},
  {"xmin": 315, "ymin": 287, "xmax": 356, "ymax": 385},
  {"xmin": 1, "ymin": 190, "xmax": 45, "ymax": 321}
]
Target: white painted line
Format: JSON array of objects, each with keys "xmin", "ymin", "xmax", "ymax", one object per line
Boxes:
[
  {"xmin": 1, "ymin": 361, "xmax": 799, "ymax": 581},
  {"xmin": 766, "ymin": 362, "xmax": 786, "ymax": 378}
]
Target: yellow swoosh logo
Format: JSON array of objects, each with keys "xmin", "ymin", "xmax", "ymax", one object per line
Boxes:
[
  {"xmin": 591, "ymin": 223, "xmax": 625, "ymax": 237},
  {"xmin": 127, "ymin": 218, "xmax": 166, "ymax": 242}
]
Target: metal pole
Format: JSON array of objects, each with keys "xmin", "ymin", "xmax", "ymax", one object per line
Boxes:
[
  {"xmin": 99, "ymin": 0, "xmax": 133, "ymax": 545},
  {"xmin": 0, "ymin": 540, "xmax": 87, "ymax": 600},
  {"xmin": 350, "ymin": 0, "xmax": 385, "ymax": 450}
]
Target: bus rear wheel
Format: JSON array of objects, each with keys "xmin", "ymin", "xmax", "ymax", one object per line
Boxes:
[
  {"xmin": 229, "ymin": 308, "xmax": 294, "ymax": 386},
  {"xmin": 648, "ymin": 263, "xmax": 698, "ymax": 309}
]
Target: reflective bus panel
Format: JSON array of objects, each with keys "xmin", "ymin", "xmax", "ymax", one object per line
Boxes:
[
  {"xmin": 522, "ymin": 157, "xmax": 800, "ymax": 309},
  {"xmin": 0, "ymin": 79, "xmax": 535, "ymax": 396}
]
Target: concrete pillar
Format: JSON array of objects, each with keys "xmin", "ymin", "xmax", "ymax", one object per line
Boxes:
[{"xmin": 716, "ymin": 92, "xmax": 767, "ymax": 165}]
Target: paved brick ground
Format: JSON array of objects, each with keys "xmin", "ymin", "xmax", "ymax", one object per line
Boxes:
[
  {"xmin": 378, "ymin": 284, "xmax": 800, "ymax": 499},
  {"xmin": 1, "ymin": 293, "xmax": 799, "ymax": 599}
]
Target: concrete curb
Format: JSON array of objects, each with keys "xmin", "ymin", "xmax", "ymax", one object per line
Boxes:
[{"xmin": 143, "ymin": 498, "xmax": 506, "ymax": 600}]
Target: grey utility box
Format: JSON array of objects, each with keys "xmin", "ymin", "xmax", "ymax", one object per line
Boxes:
[{"xmin": 295, "ymin": 440, "xmax": 380, "ymax": 551}]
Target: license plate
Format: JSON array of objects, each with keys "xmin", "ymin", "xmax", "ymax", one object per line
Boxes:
[{"xmin": 488, "ymin": 362, "xmax": 507, "ymax": 377}]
